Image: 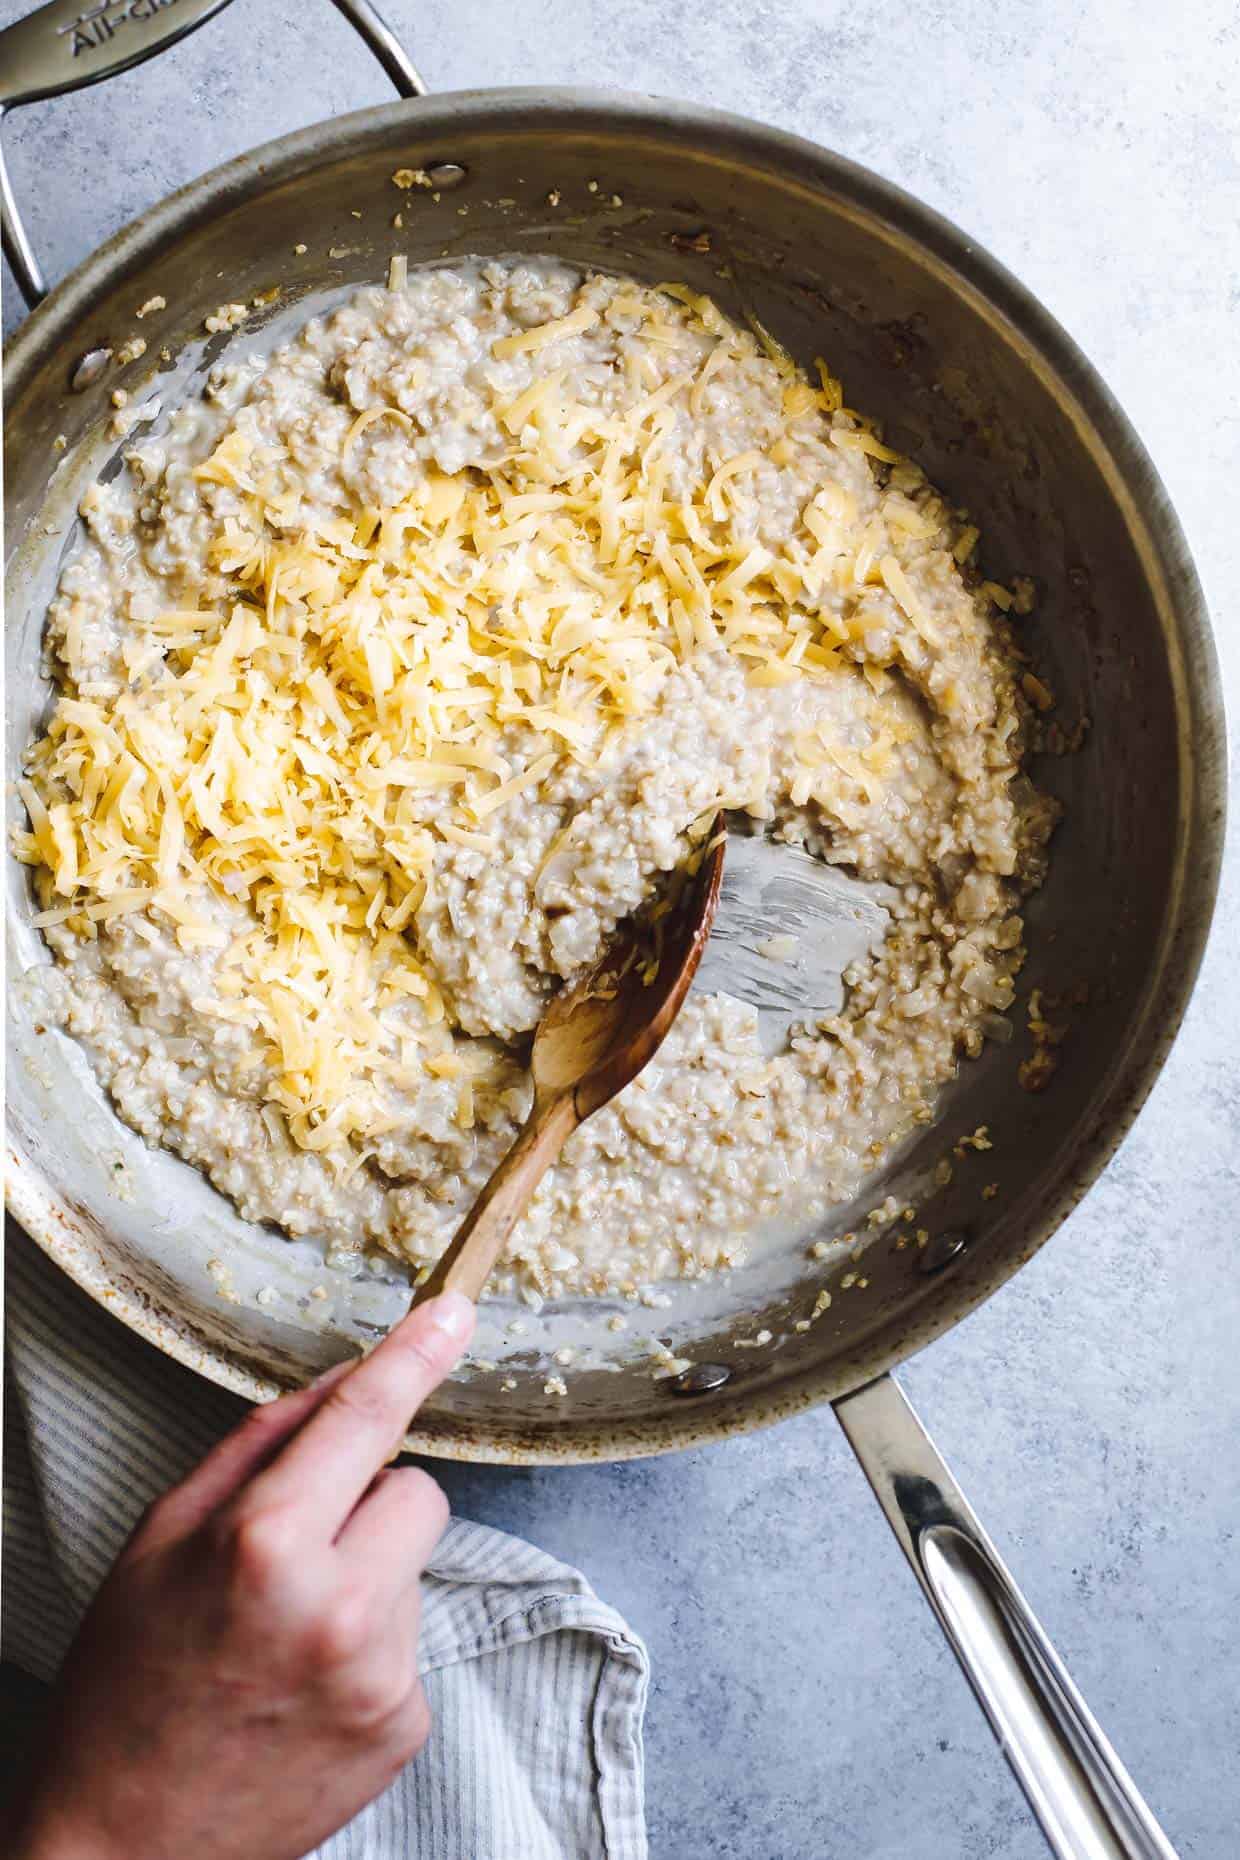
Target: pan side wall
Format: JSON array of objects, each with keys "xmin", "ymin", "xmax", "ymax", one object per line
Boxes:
[{"xmin": 4, "ymin": 95, "xmax": 1224, "ymax": 1459}]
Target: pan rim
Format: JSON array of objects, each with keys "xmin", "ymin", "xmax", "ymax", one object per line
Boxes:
[{"xmin": 4, "ymin": 85, "xmax": 1228, "ymax": 1461}]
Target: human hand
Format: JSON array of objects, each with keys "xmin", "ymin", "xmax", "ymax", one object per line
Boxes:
[{"xmin": 9, "ymin": 1290, "xmax": 475, "ymax": 1860}]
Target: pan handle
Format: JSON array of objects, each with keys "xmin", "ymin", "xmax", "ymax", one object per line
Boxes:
[
  {"xmin": 835, "ymin": 1371, "xmax": 1180, "ymax": 1860},
  {"xmin": 0, "ymin": 0, "xmax": 424, "ymax": 308}
]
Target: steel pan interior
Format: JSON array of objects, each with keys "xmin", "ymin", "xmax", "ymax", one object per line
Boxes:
[{"xmin": 4, "ymin": 91, "xmax": 1225, "ymax": 1460}]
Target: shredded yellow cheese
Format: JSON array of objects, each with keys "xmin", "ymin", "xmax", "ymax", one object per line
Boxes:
[
  {"xmin": 19, "ymin": 277, "xmax": 956, "ymax": 1155},
  {"xmin": 492, "ymin": 304, "xmax": 600, "ymax": 358},
  {"xmin": 342, "ymin": 404, "xmax": 414, "ymax": 461}
]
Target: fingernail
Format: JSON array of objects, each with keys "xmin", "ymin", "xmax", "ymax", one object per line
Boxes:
[{"xmin": 424, "ymin": 1290, "xmax": 475, "ymax": 1341}]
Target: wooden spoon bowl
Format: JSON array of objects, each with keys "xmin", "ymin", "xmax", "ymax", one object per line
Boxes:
[{"xmin": 412, "ymin": 818, "xmax": 726, "ymax": 1308}]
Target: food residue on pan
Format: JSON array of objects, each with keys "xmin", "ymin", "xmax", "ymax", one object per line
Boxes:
[{"xmin": 204, "ymin": 302, "xmax": 249, "ymax": 334}]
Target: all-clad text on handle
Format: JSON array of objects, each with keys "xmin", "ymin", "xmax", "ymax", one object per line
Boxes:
[
  {"xmin": 0, "ymin": 0, "xmax": 424, "ymax": 305},
  {"xmin": 0, "ymin": 0, "xmax": 235, "ymax": 111}
]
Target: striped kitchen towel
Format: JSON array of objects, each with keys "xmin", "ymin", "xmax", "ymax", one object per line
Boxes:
[{"xmin": 2, "ymin": 1222, "xmax": 649, "ymax": 1860}]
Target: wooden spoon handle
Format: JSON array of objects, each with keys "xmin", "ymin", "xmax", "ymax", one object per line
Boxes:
[{"xmin": 410, "ymin": 1092, "xmax": 579, "ymax": 1307}]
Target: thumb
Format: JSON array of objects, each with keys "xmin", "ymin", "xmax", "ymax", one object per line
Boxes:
[{"xmin": 385, "ymin": 1291, "xmax": 477, "ymax": 1394}]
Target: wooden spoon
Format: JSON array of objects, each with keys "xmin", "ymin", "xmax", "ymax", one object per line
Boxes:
[{"xmin": 410, "ymin": 818, "xmax": 726, "ymax": 1309}]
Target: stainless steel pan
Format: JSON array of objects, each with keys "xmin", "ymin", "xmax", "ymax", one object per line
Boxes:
[{"xmin": 2, "ymin": 4, "xmax": 1226, "ymax": 1853}]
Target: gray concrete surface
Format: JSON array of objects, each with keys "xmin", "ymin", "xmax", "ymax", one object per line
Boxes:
[{"xmin": 3, "ymin": 1, "xmax": 1238, "ymax": 1854}]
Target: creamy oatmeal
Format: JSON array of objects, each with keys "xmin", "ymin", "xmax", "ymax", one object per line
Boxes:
[{"xmin": 18, "ymin": 259, "xmax": 1055, "ymax": 1301}]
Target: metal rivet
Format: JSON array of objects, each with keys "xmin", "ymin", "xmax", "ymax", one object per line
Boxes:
[
  {"xmin": 71, "ymin": 348, "xmax": 112, "ymax": 392},
  {"xmin": 427, "ymin": 162, "xmax": 468, "ymax": 190},
  {"xmin": 668, "ymin": 1362, "xmax": 731, "ymax": 1395},
  {"xmin": 918, "ymin": 1229, "xmax": 970, "ymax": 1276}
]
